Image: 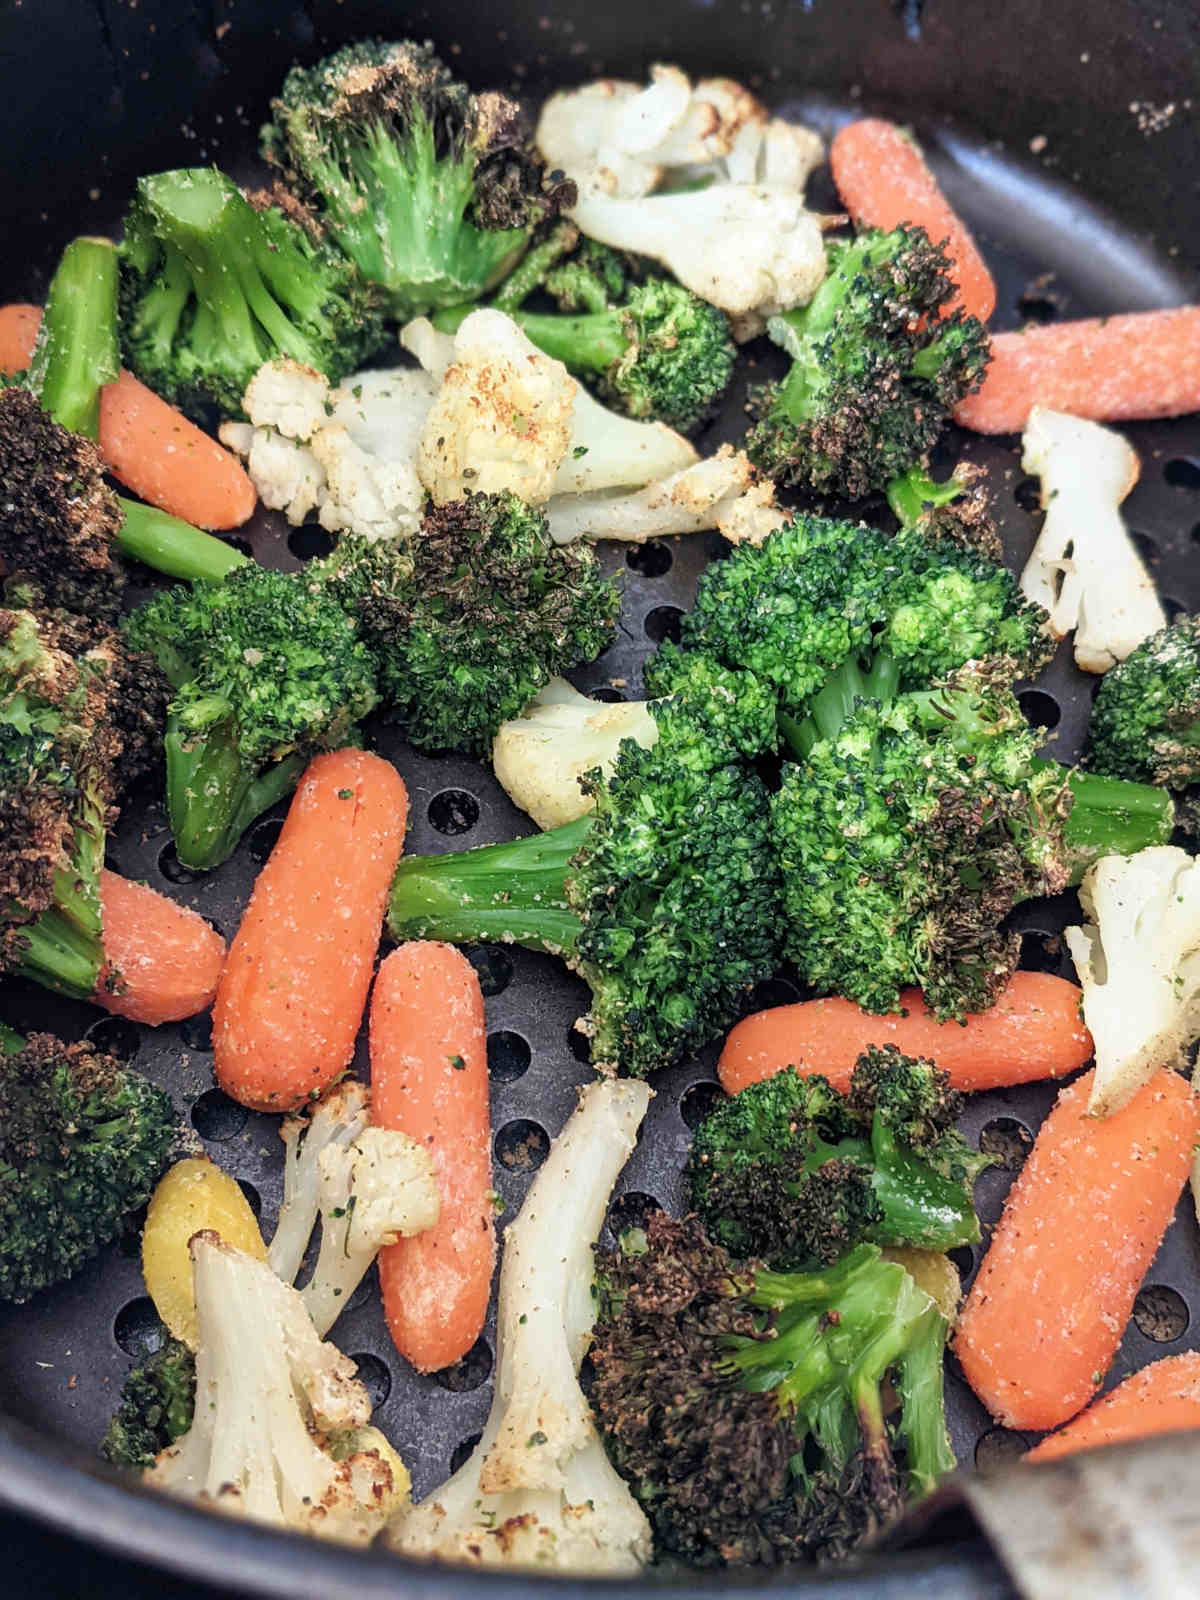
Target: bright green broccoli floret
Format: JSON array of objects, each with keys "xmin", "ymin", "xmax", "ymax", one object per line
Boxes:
[
  {"xmin": 1088, "ymin": 616, "xmax": 1200, "ymax": 788},
  {"xmin": 774, "ymin": 669, "xmax": 1174, "ymax": 1018},
  {"xmin": 260, "ymin": 40, "xmax": 575, "ymax": 319},
  {"xmin": 590, "ymin": 1214, "xmax": 955, "ymax": 1568},
  {"xmin": 886, "ymin": 461, "xmax": 1002, "ymax": 561},
  {"xmin": 119, "ymin": 167, "xmax": 388, "ymax": 419},
  {"xmin": 312, "ymin": 493, "xmax": 619, "ymax": 757},
  {"xmin": 689, "ymin": 1053, "xmax": 993, "ymax": 1270},
  {"xmin": 642, "ymin": 641, "xmax": 780, "ymax": 770},
  {"xmin": 746, "ymin": 226, "xmax": 990, "ymax": 499},
  {"xmin": 101, "ymin": 1337, "xmax": 196, "ymax": 1469},
  {"xmin": 123, "ymin": 565, "xmax": 379, "ymax": 871},
  {"xmin": 388, "ymin": 740, "xmax": 783, "ymax": 1077},
  {"xmin": 0, "ymin": 1032, "xmax": 177, "ymax": 1304}
]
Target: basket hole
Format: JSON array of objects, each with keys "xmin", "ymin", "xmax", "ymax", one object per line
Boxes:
[
  {"xmin": 287, "ymin": 525, "xmax": 336, "ymax": 561},
  {"xmin": 1013, "ymin": 476, "xmax": 1041, "ymax": 514},
  {"xmin": 947, "ymin": 1245, "xmax": 975, "ymax": 1283},
  {"xmin": 495, "ymin": 1118, "xmax": 550, "ymax": 1172},
  {"xmin": 225, "ymin": 537, "xmax": 253, "ymax": 560},
  {"xmin": 1164, "ymin": 458, "xmax": 1200, "ymax": 490},
  {"xmin": 680, "ymin": 1079, "xmax": 728, "ymax": 1131},
  {"xmin": 1021, "ymin": 928, "xmax": 1068, "ymax": 976},
  {"xmin": 487, "ymin": 1030, "xmax": 531, "ymax": 1083},
  {"xmin": 1133, "ymin": 1284, "xmax": 1189, "ymax": 1342},
  {"xmin": 428, "ymin": 789, "xmax": 480, "ymax": 836},
  {"xmin": 114, "ymin": 1297, "xmax": 169, "ymax": 1359},
  {"xmin": 450, "ymin": 1432, "xmax": 482, "ymax": 1473},
  {"xmin": 180, "ymin": 1011, "xmax": 214, "ymax": 1052},
  {"xmin": 608, "ymin": 1191, "xmax": 662, "ymax": 1235},
  {"xmin": 1016, "ymin": 295, "xmax": 1059, "ymax": 325},
  {"xmin": 1131, "ymin": 531, "xmax": 1159, "ymax": 565},
  {"xmin": 743, "ymin": 976, "xmax": 802, "ymax": 1014},
  {"xmin": 567, "ymin": 1024, "xmax": 592, "ymax": 1064},
  {"xmin": 85, "ymin": 1016, "xmax": 141, "ymax": 1061},
  {"xmin": 625, "ymin": 541, "xmax": 673, "ymax": 577},
  {"xmin": 704, "ymin": 529, "xmax": 735, "ymax": 561},
  {"xmin": 248, "ymin": 817, "xmax": 284, "ymax": 863},
  {"xmin": 466, "ymin": 944, "xmax": 514, "ymax": 998},
  {"xmin": 590, "ymin": 685, "xmax": 626, "ymax": 703},
  {"xmin": 1164, "ymin": 596, "xmax": 1188, "ymax": 622},
  {"xmin": 1191, "ymin": 522, "xmax": 1200, "ymax": 545},
  {"xmin": 190, "ymin": 1087, "xmax": 247, "ymax": 1142},
  {"xmin": 237, "ymin": 1179, "xmax": 262, "ymax": 1220},
  {"xmin": 349, "ymin": 1351, "xmax": 392, "ymax": 1409},
  {"xmin": 644, "ymin": 605, "xmax": 684, "ymax": 644},
  {"xmin": 975, "ymin": 1427, "xmax": 1030, "ymax": 1472},
  {"xmin": 158, "ymin": 842, "xmax": 203, "ymax": 884},
  {"xmin": 1018, "ymin": 689, "xmax": 1060, "ymax": 731},
  {"xmin": 578, "ymin": 1352, "xmax": 597, "ymax": 1397},
  {"xmin": 979, "ymin": 1117, "xmax": 1034, "ymax": 1171},
  {"xmin": 434, "ymin": 1337, "xmax": 493, "ymax": 1393}
]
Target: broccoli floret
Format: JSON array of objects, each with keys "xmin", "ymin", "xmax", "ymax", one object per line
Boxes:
[
  {"xmin": 389, "ymin": 739, "xmax": 783, "ymax": 1077},
  {"xmin": 886, "ymin": 461, "xmax": 1002, "ymax": 561},
  {"xmin": 119, "ymin": 167, "xmax": 388, "ymax": 420},
  {"xmin": 435, "ymin": 234, "xmax": 737, "ymax": 434},
  {"xmin": 261, "ymin": 40, "xmax": 575, "ymax": 319},
  {"xmin": 688, "ymin": 1054, "xmax": 991, "ymax": 1269},
  {"xmin": 1088, "ymin": 616, "xmax": 1200, "ymax": 788},
  {"xmin": 0, "ymin": 1032, "xmax": 177, "ymax": 1303},
  {"xmin": 590, "ymin": 1213, "xmax": 955, "ymax": 1568},
  {"xmin": 102, "ymin": 1337, "xmax": 196, "ymax": 1469},
  {"xmin": 747, "ymin": 226, "xmax": 990, "ymax": 499},
  {"xmin": 679, "ymin": 513, "xmax": 1052, "ymax": 724},
  {"xmin": 774, "ymin": 668, "xmax": 1174, "ymax": 1018},
  {"xmin": 312, "ymin": 493, "xmax": 619, "ymax": 756},
  {"xmin": 123, "ymin": 565, "xmax": 379, "ymax": 871}
]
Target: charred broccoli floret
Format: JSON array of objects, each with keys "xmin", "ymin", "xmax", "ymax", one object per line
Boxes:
[
  {"xmin": 0, "ymin": 1031, "xmax": 177, "ymax": 1303},
  {"xmin": 102, "ymin": 1336, "xmax": 196, "ymax": 1469},
  {"xmin": 746, "ymin": 226, "xmax": 990, "ymax": 499},
  {"xmin": 123, "ymin": 565, "xmax": 379, "ymax": 871},
  {"xmin": 1088, "ymin": 616, "xmax": 1200, "ymax": 788},
  {"xmin": 774, "ymin": 668, "xmax": 1174, "ymax": 1018},
  {"xmin": 590, "ymin": 1213, "xmax": 955, "ymax": 1568},
  {"xmin": 886, "ymin": 461, "xmax": 1002, "ymax": 561},
  {"xmin": 312, "ymin": 492, "xmax": 619, "ymax": 756},
  {"xmin": 261, "ymin": 40, "xmax": 575, "ymax": 318},
  {"xmin": 388, "ymin": 739, "xmax": 782, "ymax": 1077},
  {"xmin": 119, "ymin": 167, "xmax": 388, "ymax": 419},
  {"xmin": 689, "ymin": 1053, "xmax": 992, "ymax": 1269}
]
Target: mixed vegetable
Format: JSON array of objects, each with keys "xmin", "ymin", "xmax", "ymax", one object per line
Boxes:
[{"xmin": 5, "ymin": 37, "xmax": 1200, "ymax": 1579}]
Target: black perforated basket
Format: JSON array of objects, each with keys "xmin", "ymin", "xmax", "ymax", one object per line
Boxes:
[{"xmin": 2, "ymin": 2, "xmax": 1200, "ymax": 1594}]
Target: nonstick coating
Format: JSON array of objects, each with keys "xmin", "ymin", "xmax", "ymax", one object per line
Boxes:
[{"xmin": 2, "ymin": 1, "xmax": 1200, "ymax": 1595}]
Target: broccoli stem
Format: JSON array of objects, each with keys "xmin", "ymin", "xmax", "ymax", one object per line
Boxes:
[
  {"xmin": 1058, "ymin": 766, "xmax": 1175, "ymax": 879},
  {"xmin": 116, "ymin": 499, "xmax": 249, "ymax": 583},
  {"xmin": 894, "ymin": 1300, "xmax": 957, "ymax": 1496},
  {"xmin": 492, "ymin": 224, "xmax": 577, "ymax": 313},
  {"xmin": 781, "ymin": 654, "xmax": 901, "ymax": 760},
  {"xmin": 432, "ymin": 301, "xmax": 629, "ymax": 375},
  {"xmin": 387, "ymin": 815, "xmax": 590, "ymax": 954},
  {"xmin": 13, "ymin": 796, "xmax": 109, "ymax": 999},
  {"xmin": 165, "ymin": 716, "xmax": 306, "ymax": 872},
  {"xmin": 865, "ymin": 1120, "xmax": 981, "ymax": 1252},
  {"xmin": 30, "ymin": 236, "xmax": 120, "ymax": 440},
  {"xmin": 0, "ymin": 1024, "xmax": 24, "ymax": 1055},
  {"xmin": 886, "ymin": 466, "xmax": 963, "ymax": 529}
]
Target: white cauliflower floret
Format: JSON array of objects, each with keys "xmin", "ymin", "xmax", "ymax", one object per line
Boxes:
[
  {"xmin": 1020, "ymin": 407, "xmax": 1165, "ymax": 673},
  {"xmin": 388, "ymin": 1078, "xmax": 654, "ymax": 1575},
  {"xmin": 303, "ymin": 1127, "xmax": 440, "ymax": 1337},
  {"xmin": 555, "ymin": 382, "xmax": 697, "ymax": 494},
  {"xmin": 267, "ymin": 1082, "xmax": 371, "ymax": 1285},
  {"xmin": 715, "ymin": 476, "xmax": 790, "ymax": 546},
  {"xmin": 219, "ymin": 362, "xmax": 431, "ymax": 540},
  {"xmin": 547, "ymin": 446, "xmax": 751, "ymax": 545},
  {"xmin": 493, "ymin": 679, "xmax": 659, "ymax": 830},
  {"xmin": 146, "ymin": 1233, "xmax": 408, "ymax": 1545},
  {"xmin": 1065, "ymin": 848, "xmax": 1200, "ymax": 1118}
]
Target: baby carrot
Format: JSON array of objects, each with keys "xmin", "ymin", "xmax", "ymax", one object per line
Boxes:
[
  {"xmin": 1025, "ymin": 1353, "xmax": 1200, "ymax": 1463},
  {"xmin": 830, "ymin": 118, "xmax": 996, "ymax": 322},
  {"xmin": 718, "ymin": 972, "xmax": 1092, "ymax": 1097},
  {"xmin": 955, "ymin": 1067, "xmax": 1200, "ymax": 1432},
  {"xmin": 212, "ymin": 749, "xmax": 408, "ymax": 1112},
  {"xmin": 94, "ymin": 869, "xmax": 225, "ymax": 1026},
  {"xmin": 954, "ymin": 308, "xmax": 1200, "ymax": 434},
  {"xmin": 0, "ymin": 304, "xmax": 41, "ymax": 374},
  {"xmin": 371, "ymin": 941, "xmax": 495, "ymax": 1374}
]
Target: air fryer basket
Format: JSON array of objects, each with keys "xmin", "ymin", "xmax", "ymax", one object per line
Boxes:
[{"xmin": 2, "ymin": 1, "xmax": 1199, "ymax": 1594}]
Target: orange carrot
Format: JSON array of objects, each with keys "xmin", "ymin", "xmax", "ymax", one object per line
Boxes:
[
  {"xmin": 954, "ymin": 308, "xmax": 1200, "ymax": 434},
  {"xmin": 371, "ymin": 941, "xmax": 495, "ymax": 1374},
  {"xmin": 1025, "ymin": 1354, "xmax": 1200, "ymax": 1463},
  {"xmin": 0, "ymin": 303, "xmax": 41, "ymax": 374},
  {"xmin": 830, "ymin": 118, "xmax": 997, "ymax": 323},
  {"xmin": 94, "ymin": 869, "xmax": 225, "ymax": 1026},
  {"xmin": 718, "ymin": 972, "xmax": 1092, "ymax": 1097},
  {"xmin": 0, "ymin": 304, "xmax": 256, "ymax": 530},
  {"xmin": 955, "ymin": 1067, "xmax": 1200, "ymax": 1432},
  {"xmin": 212, "ymin": 750, "xmax": 408, "ymax": 1113},
  {"xmin": 99, "ymin": 370, "xmax": 256, "ymax": 530}
]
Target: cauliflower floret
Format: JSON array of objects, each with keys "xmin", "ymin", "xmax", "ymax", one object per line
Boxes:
[
  {"xmin": 715, "ymin": 475, "xmax": 790, "ymax": 546},
  {"xmin": 1020, "ymin": 407, "xmax": 1165, "ymax": 673},
  {"xmin": 267, "ymin": 1082, "xmax": 370, "ymax": 1285},
  {"xmin": 1065, "ymin": 847, "xmax": 1200, "ymax": 1117},
  {"xmin": 388, "ymin": 1078, "xmax": 654, "ymax": 1574},
  {"xmin": 493, "ymin": 679, "xmax": 659, "ymax": 830},
  {"xmin": 146, "ymin": 1233, "xmax": 407, "ymax": 1545},
  {"xmin": 546, "ymin": 446, "xmax": 752, "ymax": 545}
]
